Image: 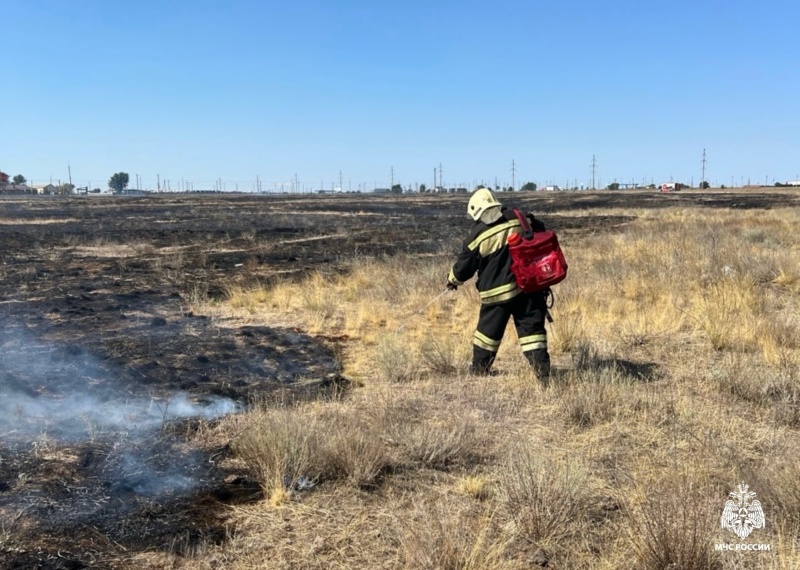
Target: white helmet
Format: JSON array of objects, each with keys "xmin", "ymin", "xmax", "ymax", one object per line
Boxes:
[{"xmin": 467, "ymin": 188, "xmax": 501, "ymax": 221}]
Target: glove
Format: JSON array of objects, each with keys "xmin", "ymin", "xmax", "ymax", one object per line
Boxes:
[{"xmin": 446, "ymin": 282, "xmax": 458, "ymax": 291}]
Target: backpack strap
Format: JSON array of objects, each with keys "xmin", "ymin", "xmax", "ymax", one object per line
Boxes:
[{"xmin": 512, "ymin": 208, "xmax": 534, "ymax": 239}]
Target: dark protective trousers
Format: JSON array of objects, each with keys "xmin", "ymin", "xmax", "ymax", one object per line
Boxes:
[{"xmin": 471, "ymin": 291, "xmax": 550, "ymax": 381}]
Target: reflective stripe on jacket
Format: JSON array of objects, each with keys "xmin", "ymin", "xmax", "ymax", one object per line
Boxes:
[{"xmin": 448, "ymin": 207, "xmax": 546, "ymax": 305}]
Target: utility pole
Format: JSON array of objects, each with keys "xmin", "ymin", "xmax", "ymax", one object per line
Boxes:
[
  {"xmin": 433, "ymin": 167, "xmax": 437, "ymax": 191},
  {"xmin": 339, "ymin": 170, "xmax": 343, "ymax": 192},
  {"xmin": 67, "ymin": 163, "xmax": 72, "ymax": 189},
  {"xmin": 511, "ymin": 159, "xmax": 516, "ymax": 191},
  {"xmin": 591, "ymin": 155, "xmax": 597, "ymax": 190},
  {"xmin": 157, "ymin": 174, "xmax": 161, "ymax": 192},
  {"xmin": 439, "ymin": 162, "xmax": 443, "ymax": 189},
  {"xmin": 701, "ymin": 148, "xmax": 707, "ymax": 188},
  {"xmin": 390, "ymin": 166, "xmax": 394, "ymax": 189}
]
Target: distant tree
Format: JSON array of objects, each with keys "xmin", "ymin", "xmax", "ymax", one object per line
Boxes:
[
  {"xmin": 720, "ymin": 184, "xmax": 727, "ymax": 189},
  {"xmin": 13, "ymin": 174, "xmax": 26, "ymax": 185},
  {"xmin": 56, "ymin": 183, "xmax": 75, "ymax": 195},
  {"xmin": 700, "ymin": 181, "xmax": 710, "ymax": 189},
  {"xmin": 775, "ymin": 181, "xmax": 784, "ymax": 187},
  {"xmin": 607, "ymin": 182, "xmax": 620, "ymax": 190},
  {"xmin": 419, "ymin": 183, "xmax": 427, "ymax": 193},
  {"xmin": 109, "ymin": 172, "xmax": 130, "ymax": 193},
  {"xmin": 520, "ymin": 182, "xmax": 537, "ymax": 192},
  {"xmin": 391, "ymin": 184, "xmax": 403, "ymax": 194}
]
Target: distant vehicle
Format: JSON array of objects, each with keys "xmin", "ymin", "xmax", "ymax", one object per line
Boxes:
[
  {"xmin": 660, "ymin": 182, "xmax": 684, "ymax": 192},
  {"xmin": 543, "ymin": 185, "xmax": 561, "ymax": 191}
]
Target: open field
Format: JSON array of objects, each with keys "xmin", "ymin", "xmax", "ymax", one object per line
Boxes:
[{"xmin": 1, "ymin": 190, "xmax": 800, "ymax": 569}]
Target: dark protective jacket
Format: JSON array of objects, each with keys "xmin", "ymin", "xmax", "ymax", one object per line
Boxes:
[{"xmin": 448, "ymin": 207, "xmax": 546, "ymax": 304}]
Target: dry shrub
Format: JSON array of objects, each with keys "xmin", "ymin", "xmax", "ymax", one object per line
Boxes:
[
  {"xmin": 374, "ymin": 334, "xmax": 420, "ymax": 382},
  {"xmin": 232, "ymin": 404, "xmax": 393, "ymax": 495},
  {"xmin": 692, "ymin": 278, "xmax": 759, "ymax": 351},
  {"xmin": 757, "ymin": 315, "xmax": 800, "ymax": 365},
  {"xmin": 398, "ymin": 501, "xmax": 509, "ymax": 570},
  {"xmin": 397, "ymin": 414, "xmax": 486, "ymax": 470},
  {"xmin": 628, "ymin": 479, "xmax": 721, "ymax": 570},
  {"xmin": 182, "ymin": 281, "xmax": 210, "ymax": 310},
  {"xmin": 457, "ymin": 474, "xmax": 493, "ymax": 501},
  {"xmin": 711, "ymin": 354, "xmax": 800, "ymax": 428},
  {"xmin": 559, "ymin": 374, "xmax": 628, "ymax": 429},
  {"xmin": 232, "ymin": 407, "xmax": 324, "ymax": 496},
  {"xmin": 711, "ymin": 354, "xmax": 766, "ymax": 404},
  {"xmin": 547, "ymin": 284, "xmax": 585, "ymax": 355},
  {"xmin": 377, "ymin": 392, "xmax": 488, "ymax": 470},
  {"xmin": 741, "ymin": 457, "xmax": 800, "ymax": 527},
  {"xmin": 418, "ymin": 331, "xmax": 466, "ymax": 376},
  {"xmin": 130, "ymin": 241, "xmax": 156, "ymax": 256},
  {"xmin": 559, "ymin": 342, "xmax": 661, "ymax": 428},
  {"xmin": 224, "ymin": 282, "xmax": 268, "ymax": 312},
  {"xmin": 501, "ymin": 446, "xmax": 591, "ymax": 547},
  {"xmin": 571, "ymin": 340, "xmax": 603, "ymax": 372},
  {"xmin": 320, "ymin": 410, "xmax": 393, "ymax": 488}
]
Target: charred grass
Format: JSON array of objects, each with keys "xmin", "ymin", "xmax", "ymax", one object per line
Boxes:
[{"xmin": 4, "ymin": 193, "xmax": 800, "ymax": 568}]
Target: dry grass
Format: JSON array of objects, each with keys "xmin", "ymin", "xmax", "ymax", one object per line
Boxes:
[
  {"xmin": 230, "ymin": 402, "xmax": 393, "ymax": 496},
  {"xmin": 187, "ymin": 204, "xmax": 800, "ymax": 569},
  {"xmin": 501, "ymin": 446, "xmax": 592, "ymax": 546},
  {"xmin": 628, "ymin": 477, "xmax": 722, "ymax": 570}
]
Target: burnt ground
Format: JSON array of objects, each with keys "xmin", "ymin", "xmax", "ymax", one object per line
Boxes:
[{"xmin": 0, "ymin": 189, "xmax": 797, "ymax": 568}]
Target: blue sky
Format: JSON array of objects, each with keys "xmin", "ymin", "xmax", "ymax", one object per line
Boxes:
[{"xmin": 2, "ymin": 0, "xmax": 798, "ymax": 190}]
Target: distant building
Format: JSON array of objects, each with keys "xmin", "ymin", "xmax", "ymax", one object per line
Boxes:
[
  {"xmin": 372, "ymin": 188, "xmax": 392, "ymax": 194},
  {"xmin": 31, "ymin": 183, "xmax": 57, "ymax": 195},
  {"xmin": 1, "ymin": 184, "xmax": 32, "ymax": 194},
  {"xmin": 786, "ymin": 181, "xmax": 800, "ymax": 187}
]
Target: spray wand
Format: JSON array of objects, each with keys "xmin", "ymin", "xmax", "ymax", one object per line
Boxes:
[{"xmin": 395, "ymin": 287, "xmax": 454, "ymax": 332}]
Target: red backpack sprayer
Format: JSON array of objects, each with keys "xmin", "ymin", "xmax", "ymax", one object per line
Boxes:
[{"xmin": 507, "ymin": 209, "xmax": 568, "ymax": 293}]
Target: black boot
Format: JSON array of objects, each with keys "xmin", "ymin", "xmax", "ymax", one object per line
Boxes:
[
  {"xmin": 471, "ymin": 346, "xmax": 496, "ymax": 375},
  {"xmin": 525, "ymin": 350, "xmax": 551, "ymax": 386}
]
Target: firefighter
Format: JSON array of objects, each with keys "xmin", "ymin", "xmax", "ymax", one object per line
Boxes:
[{"xmin": 447, "ymin": 188, "xmax": 551, "ymax": 384}]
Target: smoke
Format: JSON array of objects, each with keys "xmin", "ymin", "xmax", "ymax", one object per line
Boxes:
[
  {"xmin": 0, "ymin": 389, "xmax": 241, "ymax": 443},
  {"xmin": 0, "ymin": 321, "xmax": 242, "ymax": 511}
]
